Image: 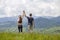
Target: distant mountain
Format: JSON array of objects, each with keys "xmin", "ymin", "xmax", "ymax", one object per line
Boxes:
[
  {"xmin": 35, "ymin": 16, "xmax": 60, "ymax": 28},
  {"xmin": 34, "ymin": 16, "xmax": 60, "ymax": 33},
  {"xmin": 0, "ymin": 17, "xmax": 17, "ymax": 22},
  {"xmin": 0, "ymin": 16, "xmax": 60, "ymax": 33},
  {"xmin": 0, "ymin": 16, "xmax": 60, "ymax": 28},
  {"xmin": 40, "ymin": 16, "xmax": 54, "ymax": 19}
]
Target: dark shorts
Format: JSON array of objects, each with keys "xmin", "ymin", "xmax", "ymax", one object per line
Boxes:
[
  {"xmin": 18, "ymin": 25, "xmax": 23, "ymax": 32},
  {"xmin": 18, "ymin": 25, "xmax": 22, "ymax": 28},
  {"xmin": 28, "ymin": 23, "xmax": 32, "ymax": 26}
]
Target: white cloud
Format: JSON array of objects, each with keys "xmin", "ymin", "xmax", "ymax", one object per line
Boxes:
[{"xmin": 0, "ymin": 0, "xmax": 60, "ymax": 18}]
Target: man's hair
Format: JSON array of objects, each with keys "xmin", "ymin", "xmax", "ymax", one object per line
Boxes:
[{"xmin": 29, "ymin": 13, "xmax": 32, "ymax": 16}]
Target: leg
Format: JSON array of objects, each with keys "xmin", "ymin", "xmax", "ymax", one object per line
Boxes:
[
  {"xmin": 28, "ymin": 25, "xmax": 30, "ymax": 32},
  {"xmin": 18, "ymin": 27, "xmax": 20, "ymax": 32},
  {"xmin": 21, "ymin": 25, "xmax": 23, "ymax": 32},
  {"xmin": 30, "ymin": 25, "xmax": 33, "ymax": 33}
]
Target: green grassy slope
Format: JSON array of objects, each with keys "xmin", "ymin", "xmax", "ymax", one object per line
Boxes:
[
  {"xmin": 0, "ymin": 32, "xmax": 60, "ymax": 40},
  {"xmin": 40, "ymin": 27, "xmax": 60, "ymax": 33}
]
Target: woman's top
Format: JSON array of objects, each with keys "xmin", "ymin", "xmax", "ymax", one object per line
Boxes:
[{"xmin": 18, "ymin": 16, "xmax": 22, "ymax": 25}]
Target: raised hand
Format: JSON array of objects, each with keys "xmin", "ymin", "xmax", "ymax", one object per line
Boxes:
[{"xmin": 23, "ymin": 10, "xmax": 26, "ymax": 16}]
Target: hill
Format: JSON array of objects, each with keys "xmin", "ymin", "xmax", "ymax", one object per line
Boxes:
[
  {"xmin": 0, "ymin": 32, "xmax": 60, "ymax": 40},
  {"xmin": 0, "ymin": 16, "xmax": 60, "ymax": 33}
]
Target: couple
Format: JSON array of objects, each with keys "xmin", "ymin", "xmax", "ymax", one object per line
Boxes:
[{"xmin": 18, "ymin": 10, "xmax": 34, "ymax": 33}]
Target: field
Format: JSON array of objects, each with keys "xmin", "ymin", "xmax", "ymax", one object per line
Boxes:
[{"xmin": 0, "ymin": 32, "xmax": 60, "ymax": 40}]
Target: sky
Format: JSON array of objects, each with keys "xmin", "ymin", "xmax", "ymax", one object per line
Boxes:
[{"xmin": 0, "ymin": 0, "xmax": 60, "ymax": 18}]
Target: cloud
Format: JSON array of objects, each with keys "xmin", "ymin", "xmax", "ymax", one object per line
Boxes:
[
  {"xmin": 0, "ymin": 8, "xmax": 5, "ymax": 15},
  {"xmin": 0, "ymin": 0, "xmax": 60, "ymax": 17}
]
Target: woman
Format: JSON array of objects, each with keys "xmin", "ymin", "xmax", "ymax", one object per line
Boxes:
[
  {"xmin": 18, "ymin": 10, "xmax": 25, "ymax": 32},
  {"xmin": 18, "ymin": 15, "xmax": 23, "ymax": 32}
]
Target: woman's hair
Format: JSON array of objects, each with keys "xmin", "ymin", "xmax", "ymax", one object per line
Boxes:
[{"xmin": 18, "ymin": 15, "xmax": 22, "ymax": 23}]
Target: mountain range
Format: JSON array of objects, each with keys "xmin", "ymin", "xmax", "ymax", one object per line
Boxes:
[{"xmin": 0, "ymin": 16, "xmax": 60, "ymax": 33}]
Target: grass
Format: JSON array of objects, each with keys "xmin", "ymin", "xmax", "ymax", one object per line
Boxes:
[{"xmin": 0, "ymin": 32, "xmax": 60, "ymax": 40}]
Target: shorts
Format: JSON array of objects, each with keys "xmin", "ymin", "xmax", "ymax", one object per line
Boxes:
[
  {"xmin": 28, "ymin": 24, "xmax": 33, "ymax": 30},
  {"xmin": 18, "ymin": 25, "xmax": 23, "ymax": 32}
]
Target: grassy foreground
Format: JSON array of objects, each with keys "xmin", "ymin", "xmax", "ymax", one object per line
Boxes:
[{"xmin": 0, "ymin": 32, "xmax": 60, "ymax": 40}]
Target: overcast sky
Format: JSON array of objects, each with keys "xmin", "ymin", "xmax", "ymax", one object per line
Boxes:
[{"xmin": 0, "ymin": 0, "xmax": 60, "ymax": 18}]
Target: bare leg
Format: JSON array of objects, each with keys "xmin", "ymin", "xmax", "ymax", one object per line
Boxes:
[
  {"xmin": 28, "ymin": 25, "xmax": 30, "ymax": 32},
  {"xmin": 28, "ymin": 25, "xmax": 33, "ymax": 33}
]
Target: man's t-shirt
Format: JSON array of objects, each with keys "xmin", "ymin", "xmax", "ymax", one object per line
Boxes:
[{"xmin": 26, "ymin": 16, "xmax": 34, "ymax": 25}]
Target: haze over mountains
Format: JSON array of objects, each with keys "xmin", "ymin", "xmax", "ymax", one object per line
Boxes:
[{"xmin": 0, "ymin": 16, "xmax": 60, "ymax": 33}]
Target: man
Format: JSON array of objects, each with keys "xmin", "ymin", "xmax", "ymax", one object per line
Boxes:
[{"xmin": 24, "ymin": 12, "xmax": 34, "ymax": 32}]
